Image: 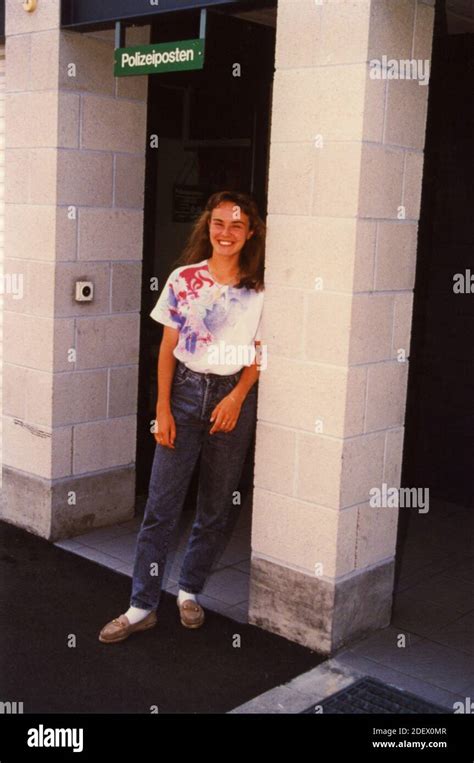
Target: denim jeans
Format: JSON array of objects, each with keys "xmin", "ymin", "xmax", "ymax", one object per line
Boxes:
[{"xmin": 129, "ymin": 360, "xmax": 258, "ymax": 610}]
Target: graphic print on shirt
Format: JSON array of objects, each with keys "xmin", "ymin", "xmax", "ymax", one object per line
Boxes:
[
  {"xmin": 167, "ymin": 265, "xmax": 250, "ymax": 354},
  {"xmin": 150, "ymin": 259, "xmax": 263, "ymax": 375}
]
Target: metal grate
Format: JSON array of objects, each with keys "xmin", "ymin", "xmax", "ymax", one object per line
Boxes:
[{"xmin": 300, "ymin": 677, "xmax": 448, "ymax": 714}]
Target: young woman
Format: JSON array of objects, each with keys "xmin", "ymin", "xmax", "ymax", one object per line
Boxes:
[{"xmin": 99, "ymin": 190, "xmax": 265, "ymax": 643}]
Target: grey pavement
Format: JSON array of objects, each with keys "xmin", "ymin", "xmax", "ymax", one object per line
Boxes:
[{"xmin": 54, "ymin": 495, "xmax": 473, "ymax": 714}]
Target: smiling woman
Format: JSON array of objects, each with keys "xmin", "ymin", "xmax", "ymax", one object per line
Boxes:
[
  {"xmin": 153, "ymin": 191, "xmax": 266, "ymax": 373},
  {"xmin": 178, "ymin": 190, "xmax": 266, "ymax": 291},
  {"xmin": 98, "ymin": 190, "xmax": 266, "ymax": 644}
]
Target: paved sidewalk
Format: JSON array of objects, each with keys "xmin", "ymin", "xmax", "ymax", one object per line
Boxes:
[
  {"xmin": 231, "ymin": 497, "xmax": 473, "ymax": 714},
  {"xmin": 54, "ymin": 495, "xmax": 472, "ymax": 714},
  {"xmin": 55, "ymin": 493, "xmax": 253, "ymax": 623},
  {"xmin": 229, "ymin": 627, "xmax": 472, "ymax": 713}
]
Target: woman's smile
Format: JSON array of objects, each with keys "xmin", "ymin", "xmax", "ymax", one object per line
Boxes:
[{"xmin": 208, "ymin": 201, "xmax": 254, "ymax": 259}]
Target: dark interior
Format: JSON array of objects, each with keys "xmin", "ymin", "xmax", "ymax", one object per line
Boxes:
[
  {"xmin": 396, "ymin": 6, "xmax": 474, "ymax": 582},
  {"xmin": 136, "ymin": 7, "xmax": 276, "ymax": 500}
]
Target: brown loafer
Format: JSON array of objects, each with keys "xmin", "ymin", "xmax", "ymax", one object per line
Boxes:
[
  {"xmin": 98, "ymin": 610, "xmax": 157, "ymax": 644},
  {"xmin": 177, "ymin": 598, "xmax": 205, "ymax": 629}
]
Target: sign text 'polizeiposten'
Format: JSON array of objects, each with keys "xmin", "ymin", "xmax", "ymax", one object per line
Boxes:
[{"xmin": 114, "ymin": 39, "xmax": 205, "ymax": 77}]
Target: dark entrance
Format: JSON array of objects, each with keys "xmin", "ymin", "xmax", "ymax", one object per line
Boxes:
[
  {"xmin": 401, "ymin": 9, "xmax": 474, "ymax": 512},
  {"xmin": 394, "ymin": 2, "xmax": 473, "ymax": 647},
  {"xmin": 136, "ymin": 6, "xmax": 276, "ymax": 505}
]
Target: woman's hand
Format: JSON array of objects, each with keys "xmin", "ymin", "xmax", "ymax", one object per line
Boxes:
[
  {"xmin": 154, "ymin": 327, "xmax": 179, "ymax": 448},
  {"xmin": 209, "ymin": 394, "xmax": 243, "ymax": 434},
  {"xmin": 155, "ymin": 405, "xmax": 176, "ymax": 448}
]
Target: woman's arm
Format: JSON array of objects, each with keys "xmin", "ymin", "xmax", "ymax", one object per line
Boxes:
[
  {"xmin": 157, "ymin": 326, "xmax": 179, "ymax": 408},
  {"xmin": 209, "ymin": 342, "xmax": 261, "ymax": 435},
  {"xmin": 230, "ymin": 339, "xmax": 263, "ymax": 405},
  {"xmin": 228, "ymin": 361, "xmax": 259, "ymax": 406},
  {"xmin": 155, "ymin": 326, "xmax": 179, "ymax": 448}
]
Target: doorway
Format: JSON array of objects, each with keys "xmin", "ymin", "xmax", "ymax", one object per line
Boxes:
[
  {"xmin": 394, "ymin": 5, "xmax": 473, "ymax": 651},
  {"xmin": 135, "ymin": 6, "xmax": 276, "ymax": 580}
]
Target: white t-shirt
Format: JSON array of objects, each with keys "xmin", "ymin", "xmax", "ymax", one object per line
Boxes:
[{"xmin": 150, "ymin": 258, "xmax": 264, "ymax": 375}]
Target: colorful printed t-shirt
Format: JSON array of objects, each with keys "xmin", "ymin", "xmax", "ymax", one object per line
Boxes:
[{"xmin": 150, "ymin": 259, "xmax": 264, "ymax": 375}]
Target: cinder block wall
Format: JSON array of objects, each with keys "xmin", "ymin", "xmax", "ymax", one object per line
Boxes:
[
  {"xmin": 0, "ymin": 42, "xmax": 4, "ymax": 487},
  {"xmin": 2, "ymin": 0, "xmax": 150, "ymax": 539},
  {"xmin": 0, "ymin": 0, "xmax": 436, "ymax": 654},
  {"xmin": 249, "ymin": 0, "xmax": 435, "ymax": 653}
]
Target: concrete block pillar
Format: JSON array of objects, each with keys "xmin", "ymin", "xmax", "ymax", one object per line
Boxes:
[
  {"xmin": 249, "ymin": 0, "xmax": 435, "ymax": 653},
  {"xmin": 0, "ymin": 42, "xmax": 5, "ymax": 484},
  {"xmin": 1, "ymin": 0, "xmax": 150, "ymax": 539}
]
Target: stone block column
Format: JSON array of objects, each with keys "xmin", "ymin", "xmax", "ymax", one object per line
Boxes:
[
  {"xmin": 249, "ymin": 0, "xmax": 435, "ymax": 653},
  {"xmin": 0, "ymin": 42, "xmax": 5, "ymax": 484},
  {"xmin": 1, "ymin": 1, "xmax": 150, "ymax": 540}
]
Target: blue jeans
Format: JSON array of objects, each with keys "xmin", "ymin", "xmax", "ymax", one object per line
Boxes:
[{"xmin": 129, "ymin": 360, "xmax": 258, "ymax": 610}]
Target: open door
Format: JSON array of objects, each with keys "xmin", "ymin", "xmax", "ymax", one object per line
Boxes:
[{"xmin": 136, "ymin": 6, "xmax": 276, "ymax": 503}]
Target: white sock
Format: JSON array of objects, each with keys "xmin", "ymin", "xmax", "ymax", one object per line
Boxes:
[
  {"xmin": 124, "ymin": 605, "xmax": 153, "ymax": 625},
  {"xmin": 178, "ymin": 589, "xmax": 197, "ymax": 605}
]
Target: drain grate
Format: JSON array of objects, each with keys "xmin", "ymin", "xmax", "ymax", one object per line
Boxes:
[{"xmin": 300, "ymin": 677, "xmax": 448, "ymax": 714}]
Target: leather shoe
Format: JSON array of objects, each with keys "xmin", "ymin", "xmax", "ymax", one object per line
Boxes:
[
  {"xmin": 98, "ymin": 610, "xmax": 157, "ymax": 644},
  {"xmin": 177, "ymin": 598, "xmax": 205, "ymax": 629}
]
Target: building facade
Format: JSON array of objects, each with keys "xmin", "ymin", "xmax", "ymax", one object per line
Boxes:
[{"xmin": 0, "ymin": 0, "xmax": 449, "ymax": 654}]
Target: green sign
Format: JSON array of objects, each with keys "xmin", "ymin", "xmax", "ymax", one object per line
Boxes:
[{"xmin": 114, "ymin": 39, "xmax": 205, "ymax": 77}]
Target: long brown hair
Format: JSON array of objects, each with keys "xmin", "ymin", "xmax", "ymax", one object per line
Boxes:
[{"xmin": 175, "ymin": 190, "xmax": 265, "ymax": 291}]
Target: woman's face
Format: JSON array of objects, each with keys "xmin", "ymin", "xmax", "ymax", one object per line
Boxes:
[{"xmin": 208, "ymin": 201, "xmax": 254, "ymax": 258}]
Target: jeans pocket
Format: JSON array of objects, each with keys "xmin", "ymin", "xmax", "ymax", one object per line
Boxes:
[
  {"xmin": 214, "ymin": 377, "xmax": 240, "ymax": 400},
  {"xmin": 173, "ymin": 364, "xmax": 188, "ymax": 387}
]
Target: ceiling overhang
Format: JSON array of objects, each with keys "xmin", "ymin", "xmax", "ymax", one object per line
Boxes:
[{"xmin": 60, "ymin": 0, "xmax": 274, "ymax": 32}]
